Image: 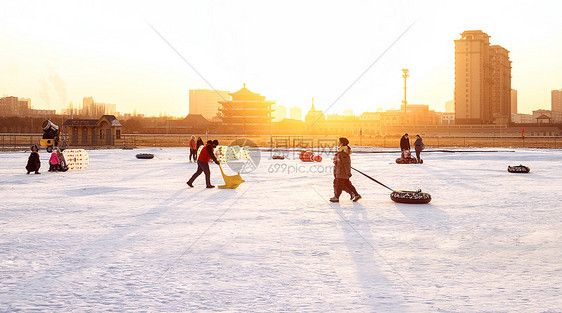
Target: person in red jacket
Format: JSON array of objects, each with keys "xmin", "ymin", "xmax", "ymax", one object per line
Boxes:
[
  {"xmin": 188, "ymin": 135, "xmax": 197, "ymax": 162},
  {"xmin": 187, "ymin": 139, "xmax": 220, "ymax": 188}
]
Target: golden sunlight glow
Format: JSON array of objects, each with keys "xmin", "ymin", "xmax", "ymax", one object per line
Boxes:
[{"xmin": 1, "ymin": 0, "xmax": 561, "ymax": 117}]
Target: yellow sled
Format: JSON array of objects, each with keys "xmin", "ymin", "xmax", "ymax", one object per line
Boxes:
[{"xmin": 218, "ymin": 164, "xmax": 245, "ymax": 189}]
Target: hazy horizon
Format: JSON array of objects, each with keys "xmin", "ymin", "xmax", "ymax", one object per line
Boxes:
[{"xmin": 1, "ymin": 0, "xmax": 561, "ymax": 117}]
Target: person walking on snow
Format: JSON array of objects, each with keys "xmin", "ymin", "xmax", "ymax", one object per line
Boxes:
[
  {"xmin": 189, "ymin": 135, "xmax": 197, "ymax": 162},
  {"xmin": 330, "ymin": 137, "xmax": 361, "ymax": 202},
  {"xmin": 414, "ymin": 134, "xmax": 425, "ymax": 163},
  {"xmin": 400, "ymin": 133, "xmax": 410, "ymax": 159},
  {"xmin": 25, "ymin": 145, "xmax": 41, "ymax": 174},
  {"xmin": 187, "ymin": 139, "xmax": 220, "ymax": 188}
]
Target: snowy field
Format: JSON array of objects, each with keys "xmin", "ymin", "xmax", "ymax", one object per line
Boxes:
[{"xmin": 1, "ymin": 147, "xmax": 561, "ymax": 312}]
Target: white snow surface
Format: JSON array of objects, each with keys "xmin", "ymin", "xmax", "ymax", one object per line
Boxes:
[{"xmin": 1, "ymin": 148, "xmax": 561, "ymax": 312}]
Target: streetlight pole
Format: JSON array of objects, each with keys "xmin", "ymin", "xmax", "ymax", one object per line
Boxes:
[{"xmin": 402, "ymin": 69, "xmax": 409, "ymax": 122}]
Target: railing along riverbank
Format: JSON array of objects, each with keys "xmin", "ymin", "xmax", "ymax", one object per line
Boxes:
[{"xmin": 1, "ymin": 133, "xmax": 561, "ymax": 151}]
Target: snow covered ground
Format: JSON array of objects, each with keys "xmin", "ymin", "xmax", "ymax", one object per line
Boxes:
[{"xmin": 1, "ymin": 147, "xmax": 561, "ymax": 312}]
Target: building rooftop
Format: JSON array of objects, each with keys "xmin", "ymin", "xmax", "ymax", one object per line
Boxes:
[
  {"xmin": 63, "ymin": 119, "xmax": 98, "ymax": 127},
  {"xmin": 230, "ymin": 84, "xmax": 261, "ymax": 97},
  {"xmin": 101, "ymin": 115, "xmax": 123, "ymax": 127},
  {"xmin": 63, "ymin": 115, "xmax": 122, "ymax": 127}
]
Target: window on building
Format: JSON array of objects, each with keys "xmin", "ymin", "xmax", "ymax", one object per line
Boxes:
[
  {"xmin": 116, "ymin": 129, "xmax": 121, "ymax": 139},
  {"xmin": 100, "ymin": 129, "xmax": 104, "ymax": 139}
]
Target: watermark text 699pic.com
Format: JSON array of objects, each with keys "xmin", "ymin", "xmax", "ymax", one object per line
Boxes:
[{"xmin": 267, "ymin": 163, "xmax": 333, "ymax": 175}]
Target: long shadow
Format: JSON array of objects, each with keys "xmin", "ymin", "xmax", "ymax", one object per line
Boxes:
[
  {"xmin": 6, "ymin": 187, "xmax": 191, "ymax": 304},
  {"xmin": 332, "ymin": 203, "xmax": 413, "ymax": 312},
  {"xmin": 394, "ymin": 203, "xmax": 450, "ymax": 234}
]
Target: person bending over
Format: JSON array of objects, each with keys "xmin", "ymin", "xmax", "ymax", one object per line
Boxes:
[{"xmin": 187, "ymin": 139, "xmax": 220, "ymax": 188}]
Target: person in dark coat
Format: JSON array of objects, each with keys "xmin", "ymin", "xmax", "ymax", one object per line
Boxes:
[
  {"xmin": 187, "ymin": 139, "xmax": 220, "ymax": 188},
  {"xmin": 57, "ymin": 148, "xmax": 69, "ymax": 172},
  {"xmin": 26, "ymin": 145, "xmax": 41, "ymax": 174},
  {"xmin": 400, "ymin": 133, "xmax": 410, "ymax": 159},
  {"xmin": 330, "ymin": 137, "xmax": 360, "ymax": 202},
  {"xmin": 414, "ymin": 134, "xmax": 424, "ymax": 163},
  {"xmin": 196, "ymin": 137, "xmax": 204, "ymax": 151}
]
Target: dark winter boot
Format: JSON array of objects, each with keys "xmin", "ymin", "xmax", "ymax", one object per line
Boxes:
[
  {"xmin": 352, "ymin": 194, "xmax": 362, "ymax": 202},
  {"xmin": 186, "ymin": 181, "xmax": 193, "ymax": 188},
  {"xmin": 35, "ymin": 171, "xmax": 40, "ymax": 174},
  {"xmin": 27, "ymin": 171, "xmax": 30, "ymax": 174},
  {"xmin": 329, "ymin": 197, "xmax": 339, "ymax": 202},
  {"xmin": 206, "ymin": 185, "xmax": 215, "ymax": 188}
]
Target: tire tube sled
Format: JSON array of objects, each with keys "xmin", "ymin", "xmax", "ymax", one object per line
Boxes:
[
  {"xmin": 390, "ymin": 190, "xmax": 431, "ymax": 204},
  {"xmin": 136, "ymin": 153, "xmax": 154, "ymax": 159},
  {"xmin": 507, "ymin": 165, "xmax": 530, "ymax": 173},
  {"xmin": 395, "ymin": 157, "xmax": 419, "ymax": 164}
]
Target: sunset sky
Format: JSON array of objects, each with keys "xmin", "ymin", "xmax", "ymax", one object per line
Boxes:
[{"xmin": 1, "ymin": 0, "xmax": 561, "ymax": 117}]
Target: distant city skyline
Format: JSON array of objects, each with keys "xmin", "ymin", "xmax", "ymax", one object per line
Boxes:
[{"xmin": 1, "ymin": 1, "xmax": 562, "ymax": 117}]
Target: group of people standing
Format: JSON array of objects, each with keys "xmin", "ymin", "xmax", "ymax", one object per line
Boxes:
[
  {"xmin": 25, "ymin": 146, "xmax": 68, "ymax": 174},
  {"xmin": 188, "ymin": 136, "xmax": 205, "ymax": 163},
  {"xmin": 400, "ymin": 133, "xmax": 425, "ymax": 162}
]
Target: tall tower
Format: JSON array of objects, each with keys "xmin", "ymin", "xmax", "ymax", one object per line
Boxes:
[
  {"xmin": 454, "ymin": 30, "xmax": 491, "ymax": 124},
  {"xmin": 454, "ymin": 30, "xmax": 511, "ymax": 124},
  {"xmin": 552, "ymin": 89, "xmax": 562, "ymax": 112},
  {"xmin": 402, "ymin": 69, "xmax": 409, "ymax": 114},
  {"xmin": 304, "ymin": 97, "xmax": 325, "ymax": 132},
  {"xmin": 489, "ymin": 45, "xmax": 512, "ymax": 118},
  {"xmin": 511, "ymin": 89, "xmax": 518, "ymax": 114}
]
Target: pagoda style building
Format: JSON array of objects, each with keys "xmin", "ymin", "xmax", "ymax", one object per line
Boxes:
[{"xmin": 218, "ymin": 84, "xmax": 275, "ymax": 133}]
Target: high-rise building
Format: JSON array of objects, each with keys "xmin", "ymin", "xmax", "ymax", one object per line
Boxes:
[
  {"xmin": 189, "ymin": 89, "xmax": 230, "ymax": 120},
  {"xmin": 489, "ymin": 45, "xmax": 512, "ymax": 118},
  {"xmin": 454, "ymin": 30, "xmax": 511, "ymax": 124},
  {"xmin": 272, "ymin": 104, "xmax": 287, "ymax": 122},
  {"xmin": 511, "ymin": 89, "xmax": 517, "ymax": 114},
  {"xmin": 290, "ymin": 106, "xmax": 302, "ymax": 120},
  {"xmin": 0, "ymin": 96, "xmax": 30, "ymax": 116},
  {"xmin": 552, "ymin": 89, "xmax": 562, "ymax": 112},
  {"xmin": 100, "ymin": 103, "xmax": 117, "ymax": 115},
  {"xmin": 445, "ymin": 100, "xmax": 455, "ymax": 113},
  {"xmin": 80, "ymin": 97, "xmax": 118, "ymax": 117},
  {"xmin": 19, "ymin": 98, "xmax": 31, "ymax": 109}
]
